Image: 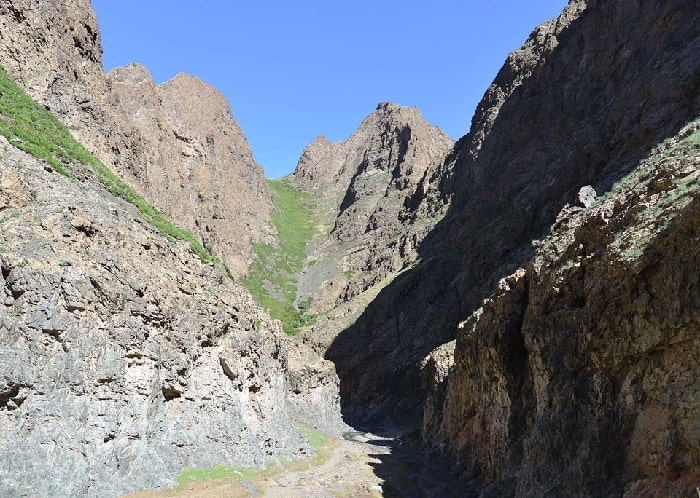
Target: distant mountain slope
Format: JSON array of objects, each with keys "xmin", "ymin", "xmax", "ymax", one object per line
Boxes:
[{"xmin": 291, "ymin": 103, "xmax": 453, "ymax": 316}]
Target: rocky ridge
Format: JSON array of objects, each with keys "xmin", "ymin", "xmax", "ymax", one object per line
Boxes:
[
  {"xmin": 0, "ymin": 0, "xmax": 271, "ymax": 277},
  {"xmin": 108, "ymin": 63, "xmax": 273, "ymax": 277},
  {"xmin": 291, "ymin": 102, "xmax": 453, "ymax": 320},
  {"xmin": 0, "ymin": 0, "xmax": 698, "ymax": 496}
]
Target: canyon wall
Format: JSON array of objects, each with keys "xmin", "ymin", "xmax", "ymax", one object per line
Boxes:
[
  {"xmin": 327, "ymin": 0, "xmax": 700, "ymax": 435},
  {"xmin": 0, "ymin": 137, "xmax": 305, "ymax": 497}
]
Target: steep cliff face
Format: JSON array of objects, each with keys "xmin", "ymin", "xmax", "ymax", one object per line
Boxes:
[
  {"xmin": 108, "ymin": 64, "xmax": 273, "ymax": 277},
  {"xmin": 0, "ymin": 137, "xmax": 306, "ymax": 498},
  {"xmin": 424, "ymin": 120, "xmax": 700, "ymax": 497},
  {"xmin": 0, "ymin": 1, "xmax": 272, "ymax": 277},
  {"xmin": 327, "ymin": 0, "xmax": 700, "ymax": 427},
  {"xmin": 292, "ymin": 103, "xmax": 453, "ymax": 318}
]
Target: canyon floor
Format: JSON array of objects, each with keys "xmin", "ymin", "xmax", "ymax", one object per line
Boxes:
[{"xmin": 124, "ymin": 428, "xmax": 465, "ymax": 498}]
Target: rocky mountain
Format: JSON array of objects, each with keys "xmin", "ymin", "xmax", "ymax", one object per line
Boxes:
[
  {"xmin": 291, "ymin": 103, "xmax": 453, "ymax": 320},
  {"xmin": 0, "ymin": 2, "xmax": 337, "ymax": 497},
  {"xmin": 1, "ymin": 0, "xmax": 699, "ymax": 496},
  {"xmin": 107, "ymin": 63, "xmax": 272, "ymax": 277},
  {"xmin": 0, "ymin": 135, "xmax": 308, "ymax": 497},
  {"xmin": 0, "ymin": 0, "xmax": 271, "ymax": 277},
  {"xmin": 323, "ymin": 0, "xmax": 699, "ymax": 459}
]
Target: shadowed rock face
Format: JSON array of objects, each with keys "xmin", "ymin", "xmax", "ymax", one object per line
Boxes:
[
  {"xmin": 326, "ymin": 0, "xmax": 700, "ymax": 443},
  {"xmin": 424, "ymin": 119, "xmax": 700, "ymax": 497},
  {"xmin": 0, "ymin": 137, "xmax": 305, "ymax": 498},
  {"xmin": 0, "ymin": 1, "xmax": 272, "ymax": 277}
]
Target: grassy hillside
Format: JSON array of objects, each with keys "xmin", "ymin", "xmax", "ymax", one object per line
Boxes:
[
  {"xmin": 243, "ymin": 178, "xmax": 318, "ymax": 335},
  {"xmin": 0, "ymin": 65, "xmax": 219, "ymax": 267}
]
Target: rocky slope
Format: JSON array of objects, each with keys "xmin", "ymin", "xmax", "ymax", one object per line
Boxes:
[
  {"xmin": 423, "ymin": 119, "xmax": 700, "ymax": 497},
  {"xmin": 108, "ymin": 63, "xmax": 272, "ymax": 277},
  {"xmin": 326, "ymin": 0, "xmax": 700, "ymax": 433},
  {"xmin": 0, "ymin": 0, "xmax": 271, "ymax": 277},
  {"xmin": 0, "ymin": 136, "xmax": 308, "ymax": 498},
  {"xmin": 291, "ymin": 103, "xmax": 453, "ymax": 321}
]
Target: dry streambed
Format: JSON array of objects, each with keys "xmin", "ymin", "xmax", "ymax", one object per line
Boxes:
[{"xmin": 123, "ymin": 430, "xmax": 464, "ymax": 498}]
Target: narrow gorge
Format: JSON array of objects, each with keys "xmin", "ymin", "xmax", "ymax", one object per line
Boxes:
[{"xmin": 0, "ymin": 0, "xmax": 698, "ymax": 497}]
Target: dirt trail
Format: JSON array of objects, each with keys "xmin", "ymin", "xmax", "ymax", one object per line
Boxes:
[{"xmin": 124, "ymin": 430, "xmax": 466, "ymax": 498}]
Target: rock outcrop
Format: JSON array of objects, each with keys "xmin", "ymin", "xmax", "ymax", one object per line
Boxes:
[
  {"xmin": 424, "ymin": 119, "xmax": 700, "ymax": 497},
  {"xmin": 292, "ymin": 103, "xmax": 453, "ymax": 318},
  {"xmin": 108, "ymin": 63, "xmax": 273, "ymax": 277},
  {"xmin": 0, "ymin": 137, "xmax": 306, "ymax": 498},
  {"xmin": 0, "ymin": 0, "xmax": 271, "ymax": 277},
  {"xmin": 326, "ymin": 0, "xmax": 700, "ymax": 433}
]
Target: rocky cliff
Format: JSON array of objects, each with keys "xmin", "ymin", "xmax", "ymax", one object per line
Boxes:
[
  {"xmin": 0, "ymin": 2, "xmax": 335, "ymax": 496},
  {"xmin": 0, "ymin": 0, "xmax": 271, "ymax": 277},
  {"xmin": 291, "ymin": 103, "xmax": 453, "ymax": 321},
  {"xmin": 423, "ymin": 118, "xmax": 700, "ymax": 497},
  {"xmin": 2, "ymin": 0, "xmax": 699, "ymax": 496},
  {"xmin": 108, "ymin": 63, "xmax": 272, "ymax": 277},
  {"xmin": 326, "ymin": 0, "xmax": 700, "ymax": 435},
  {"xmin": 0, "ymin": 136, "xmax": 306, "ymax": 498}
]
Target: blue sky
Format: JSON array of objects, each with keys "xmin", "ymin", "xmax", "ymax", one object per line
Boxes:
[{"xmin": 92, "ymin": 1, "xmax": 568, "ymax": 178}]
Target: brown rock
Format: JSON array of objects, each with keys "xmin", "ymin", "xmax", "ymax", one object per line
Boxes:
[
  {"xmin": 108, "ymin": 64, "xmax": 273, "ymax": 276},
  {"xmin": 0, "ymin": 2, "xmax": 272, "ymax": 278},
  {"xmin": 292, "ymin": 103, "xmax": 454, "ymax": 313}
]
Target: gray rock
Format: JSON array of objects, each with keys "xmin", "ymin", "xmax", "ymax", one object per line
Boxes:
[
  {"xmin": 577, "ymin": 185, "xmax": 597, "ymax": 208},
  {"xmin": 0, "ymin": 138, "xmax": 311, "ymax": 498}
]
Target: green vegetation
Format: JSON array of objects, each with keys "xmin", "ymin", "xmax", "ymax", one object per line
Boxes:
[
  {"xmin": 242, "ymin": 178, "xmax": 318, "ymax": 335},
  {"xmin": 0, "ymin": 65, "xmax": 218, "ymax": 267},
  {"xmin": 172, "ymin": 425, "xmax": 334, "ymax": 493},
  {"xmin": 176, "ymin": 465, "xmax": 260, "ymax": 487},
  {"xmin": 297, "ymin": 424, "xmax": 332, "ymax": 465},
  {"xmin": 0, "ymin": 211, "xmax": 20, "ymax": 224}
]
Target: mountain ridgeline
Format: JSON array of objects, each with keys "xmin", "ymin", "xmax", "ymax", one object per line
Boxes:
[{"xmin": 0, "ymin": 0, "xmax": 699, "ymax": 497}]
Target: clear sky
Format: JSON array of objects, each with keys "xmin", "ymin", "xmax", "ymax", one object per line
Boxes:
[{"xmin": 92, "ymin": 1, "xmax": 568, "ymax": 178}]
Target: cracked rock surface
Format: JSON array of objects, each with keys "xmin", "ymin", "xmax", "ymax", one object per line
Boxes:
[{"xmin": 0, "ymin": 138, "xmax": 308, "ymax": 498}]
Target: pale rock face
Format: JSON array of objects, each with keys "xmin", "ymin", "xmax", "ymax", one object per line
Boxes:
[{"xmin": 0, "ymin": 137, "xmax": 305, "ymax": 498}]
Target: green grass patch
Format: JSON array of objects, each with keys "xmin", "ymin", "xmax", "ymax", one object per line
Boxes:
[
  {"xmin": 176, "ymin": 465, "xmax": 261, "ymax": 487},
  {"xmin": 298, "ymin": 424, "xmax": 330, "ymax": 455},
  {"xmin": 174, "ymin": 426, "xmax": 331, "ymax": 488},
  {"xmin": 242, "ymin": 178, "xmax": 318, "ymax": 335},
  {"xmin": 0, "ymin": 65, "xmax": 219, "ymax": 267}
]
